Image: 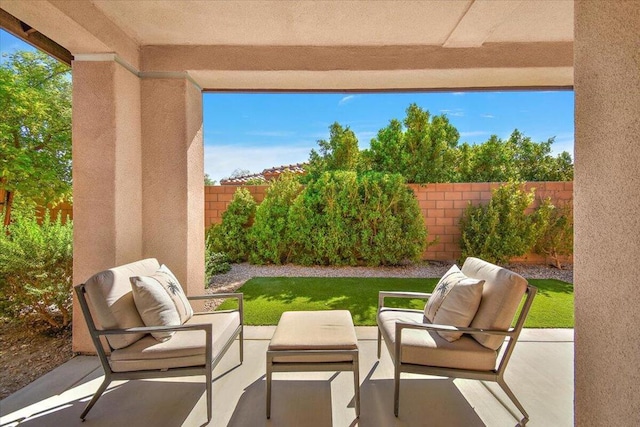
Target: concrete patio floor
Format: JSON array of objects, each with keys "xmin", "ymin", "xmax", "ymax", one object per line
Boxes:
[{"xmin": 0, "ymin": 327, "xmax": 573, "ymax": 427}]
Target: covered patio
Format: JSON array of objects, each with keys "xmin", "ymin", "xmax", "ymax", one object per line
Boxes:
[
  {"xmin": 0, "ymin": 1, "xmax": 638, "ymax": 425},
  {"xmin": 1, "ymin": 327, "xmax": 573, "ymax": 426}
]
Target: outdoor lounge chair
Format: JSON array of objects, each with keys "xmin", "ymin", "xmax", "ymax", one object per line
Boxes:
[
  {"xmin": 377, "ymin": 257, "xmax": 536, "ymax": 426},
  {"xmin": 74, "ymin": 258, "xmax": 243, "ymax": 423}
]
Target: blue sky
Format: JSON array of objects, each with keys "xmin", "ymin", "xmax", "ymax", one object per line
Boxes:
[
  {"xmin": 204, "ymin": 91, "xmax": 574, "ymax": 182},
  {"xmin": 2, "ymin": 29, "xmax": 574, "ymax": 184}
]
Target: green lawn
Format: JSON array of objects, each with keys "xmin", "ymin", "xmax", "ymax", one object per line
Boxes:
[{"xmin": 217, "ymin": 276, "xmax": 574, "ymax": 328}]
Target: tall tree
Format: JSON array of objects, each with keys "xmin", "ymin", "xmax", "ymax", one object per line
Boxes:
[
  {"xmin": 306, "ymin": 122, "xmax": 361, "ymax": 179},
  {"xmin": 456, "ymin": 130, "xmax": 574, "ymax": 182},
  {"xmin": 457, "ymin": 135, "xmax": 519, "ymax": 182},
  {"xmin": 0, "ymin": 51, "xmax": 72, "ymax": 224},
  {"xmin": 204, "ymin": 173, "xmax": 216, "ymax": 186},
  {"xmin": 365, "ymin": 104, "xmax": 460, "ymax": 183}
]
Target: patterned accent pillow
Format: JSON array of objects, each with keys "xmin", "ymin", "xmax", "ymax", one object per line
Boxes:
[
  {"xmin": 130, "ymin": 275, "xmax": 180, "ymax": 342},
  {"xmin": 130, "ymin": 265, "xmax": 194, "ymax": 342},
  {"xmin": 156, "ymin": 264, "xmax": 194, "ymax": 321},
  {"xmin": 424, "ymin": 265, "xmax": 485, "ymax": 342}
]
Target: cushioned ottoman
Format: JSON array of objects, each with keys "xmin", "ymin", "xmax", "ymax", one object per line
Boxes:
[{"xmin": 266, "ymin": 310, "xmax": 360, "ymax": 419}]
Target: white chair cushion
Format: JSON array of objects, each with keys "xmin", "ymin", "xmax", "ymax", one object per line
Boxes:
[
  {"xmin": 424, "ymin": 265, "xmax": 484, "ymax": 342},
  {"xmin": 83, "ymin": 258, "xmax": 160, "ymax": 349},
  {"xmin": 461, "ymin": 257, "xmax": 528, "ymax": 350},
  {"xmin": 378, "ymin": 308, "xmax": 497, "ymax": 371},
  {"xmin": 110, "ymin": 311, "xmax": 240, "ymax": 372}
]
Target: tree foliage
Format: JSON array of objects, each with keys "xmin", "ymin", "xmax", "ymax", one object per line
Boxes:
[
  {"xmin": 306, "ymin": 104, "xmax": 573, "ymax": 184},
  {"xmin": 306, "ymin": 122, "xmax": 361, "ymax": 179},
  {"xmin": 209, "ymin": 172, "xmax": 427, "ymax": 267},
  {"xmin": 459, "ymin": 182, "xmax": 551, "ymax": 264},
  {"xmin": 0, "ymin": 209, "xmax": 73, "ymax": 328},
  {"xmin": 533, "ymin": 200, "xmax": 574, "ymax": 269},
  {"xmin": 456, "ymin": 130, "xmax": 573, "ymax": 182},
  {"xmin": 287, "ymin": 171, "xmax": 427, "ymax": 266},
  {"xmin": 204, "ymin": 173, "xmax": 216, "ymax": 186},
  {"xmin": 206, "ymin": 188, "xmax": 257, "ymax": 262},
  {"xmin": 250, "ymin": 173, "xmax": 302, "ymax": 264},
  {"xmin": 364, "ymin": 104, "xmax": 460, "ymax": 183},
  {"xmin": 0, "ymin": 51, "xmax": 72, "ymax": 221}
]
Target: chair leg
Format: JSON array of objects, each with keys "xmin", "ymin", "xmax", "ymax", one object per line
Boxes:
[
  {"xmin": 377, "ymin": 328, "xmax": 382, "ymax": 359},
  {"xmin": 353, "ymin": 353, "xmax": 360, "ymax": 418},
  {"xmin": 394, "ymin": 366, "xmax": 401, "ymax": 417},
  {"xmin": 80, "ymin": 377, "xmax": 111, "ymax": 420},
  {"xmin": 206, "ymin": 366, "xmax": 213, "ymax": 423},
  {"xmin": 497, "ymin": 378, "xmax": 529, "ymax": 426},
  {"xmin": 266, "ymin": 358, "xmax": 273, "ymax": 419}
]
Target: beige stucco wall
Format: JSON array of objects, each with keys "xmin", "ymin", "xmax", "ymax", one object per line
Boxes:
[
  {"xmin": 12, "ymin": 3, "xmax": 640, "ymax": 420},
  {"xmin": 574, "ymin": 1, "xmax": 640, "ymax": 424},
  {"xmin": 71, "ymin": 60, "xmax": 143, "ymax": 352},
  {"xmin": 141, "ymin": 78, "xmax": 205, "ymax": 298}
]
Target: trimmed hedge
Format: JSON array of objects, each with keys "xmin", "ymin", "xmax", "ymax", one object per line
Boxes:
[
  {"xmin": 287, "ymin": 171, "xmax": 427, "ymax": 266},
  {"xmin": 206, "ymin": 188, "xmax": 256, "ymax": 262},
  {"xmin": 250, "ymin": 174, "xmax": 302, "ymax": 264}
]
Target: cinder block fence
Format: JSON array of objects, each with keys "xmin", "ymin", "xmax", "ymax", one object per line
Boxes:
[
  {"xmin": 205, "ymin": 182, "xmax": 573, "ymax": 263},
  {"xmin": 45, "ymin": 182, "xmax": 572, "ymax": 263}
]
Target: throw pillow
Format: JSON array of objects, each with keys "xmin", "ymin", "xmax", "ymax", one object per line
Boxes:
[
  {"xmin": 424, "ymin": 265, "xmax": 485, "ymax": 342},
  {"xmin": 130, "ymin": 265, "xmax": 194, "ymax": 342},
  {"xmin": 156, "ymin": 264, "xmax": 194, "ymax": 322},
  {"xmin": 130, "ymin": 275, "xmax": 181, "ymax": 342}
]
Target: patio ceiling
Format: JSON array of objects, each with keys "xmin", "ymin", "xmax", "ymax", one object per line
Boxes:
[
  {"xmin": 90, "ymin": 0, "xmax": 573, "ymax": 47},
  {"xmin": 2, "ymin": 0, "xmax": 574, "ymax": 90}
]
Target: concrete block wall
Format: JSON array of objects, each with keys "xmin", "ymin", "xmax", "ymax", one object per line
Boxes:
[
  {"xmin": 204, "ymin": 185, "xmax": 267, "ymax": 228},
  {"xmin": 409, "ymin": 182, "xmax": 573, "ymax": 262},
  {"xmin": 37, "ymin": 202, "xmax": 73, "ymax": 224},
  {"xmin": 48, "ymin": 182, "xmax": 573, "ymax": 263},
  {"xmin": 205, "ymin": 181, "xmax": 573, "ymax": 263}
]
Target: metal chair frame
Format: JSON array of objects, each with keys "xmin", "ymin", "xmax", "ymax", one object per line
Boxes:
[
  {"xmin": 75, "ymin": 284, "xmax": 243, "ymax": 423},
  {"xmin": 377, "ymin": 285, "xmax": 537, "ymax": 426}
]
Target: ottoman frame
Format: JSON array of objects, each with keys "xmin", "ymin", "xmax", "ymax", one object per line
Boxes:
[{"xmin": 266, "ymin": 311, "xmax": 360, "ymax": 419}]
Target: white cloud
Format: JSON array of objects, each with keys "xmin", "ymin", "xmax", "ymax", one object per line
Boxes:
[
  {"xmin": 452, "ymin": 92, "xmax": 465, "ymax": 96},
  {"xmin": 440, "ymin": 108, "xmax": 465, "ymax": 117},
  {"xmin": 204, "ymin": 143, "xmax": 312, "ymax": 183},
  {"xmin": 354, "ymin": 131, "xmax": 377, "ymax": 143},
  {"xmin": 460, "ymin": 131, "xmax": 490, "ymax": 138},
  {"xmin": 245, "ymin": 130, "xmax": 295, "ymax": 137},
  {"xmin": 338, "ymin": 95, "xmax": 358, "ymax": 105},
  {"xmin": 480, "ymin": 114, "xmax": 495, "ymax": 119}
]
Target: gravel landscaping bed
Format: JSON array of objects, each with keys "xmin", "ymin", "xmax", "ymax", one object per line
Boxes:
[{"xmin": 208, "ymin": 261, "xmax": 573, "ymax": 294}]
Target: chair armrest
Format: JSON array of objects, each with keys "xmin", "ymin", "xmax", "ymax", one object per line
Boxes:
[
  {"xmin": 378, "ymin": 291, "xmax": 431, "ymax": 311},
  {"xmin": 395, "ymin": 320, "xmax": 515, "ymax": 338},
  {"xmin": 188, "ymin": 293, "xmax": 243, "ymax": 323},
  {"xmin": 95, "ymin": 322, "xmax": 213, "ymax": 336},
  {"xmin": 188, "ymin": 292, "xmax": 243, "ymax": 301}
]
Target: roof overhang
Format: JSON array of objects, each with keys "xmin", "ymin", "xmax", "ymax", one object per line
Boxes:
[{"xmin": 1, "ymin": 0, "xmax": 574, "ymax": 90}]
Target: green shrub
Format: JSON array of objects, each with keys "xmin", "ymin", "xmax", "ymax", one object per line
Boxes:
[
  {"xmin": 249, "ymin": 174, "xmax": 302, "ymax": 264},
  {"xmin": 534, "ymin": 200, "xmax": 573, "ymax": 269},
  {"xmin": 459, "ymin": 182, "xmax": 545, "ymax": 265},
  {"xmin": 0, "ymin": 210, "xmax": 73, "ymax": 328},
  {"xmin": 287, "ymin": 171, "xmax": 427, "ymax": 266},
  {"xmin": 206, "ymin": 188, "xmax": 257, "ymax": 262},
  {"xmin": 355, "ymin": 172, "xmax": 427, "ymax": 265},
  {"xmin": 205, "ymin": 251, "xmax": 231, "ymax": 280}
]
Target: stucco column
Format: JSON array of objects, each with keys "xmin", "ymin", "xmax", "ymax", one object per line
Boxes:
[
  {"xmin": 72, "ymin": 60, "xmax": 143, "ymax": 352},
  {"xmin": 141, "ymin": 77, "xmax": 205, "ymax": 297},
  {"xmin": 574, "ymin": 1, "xmax": 640, "ymax": 425}
]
